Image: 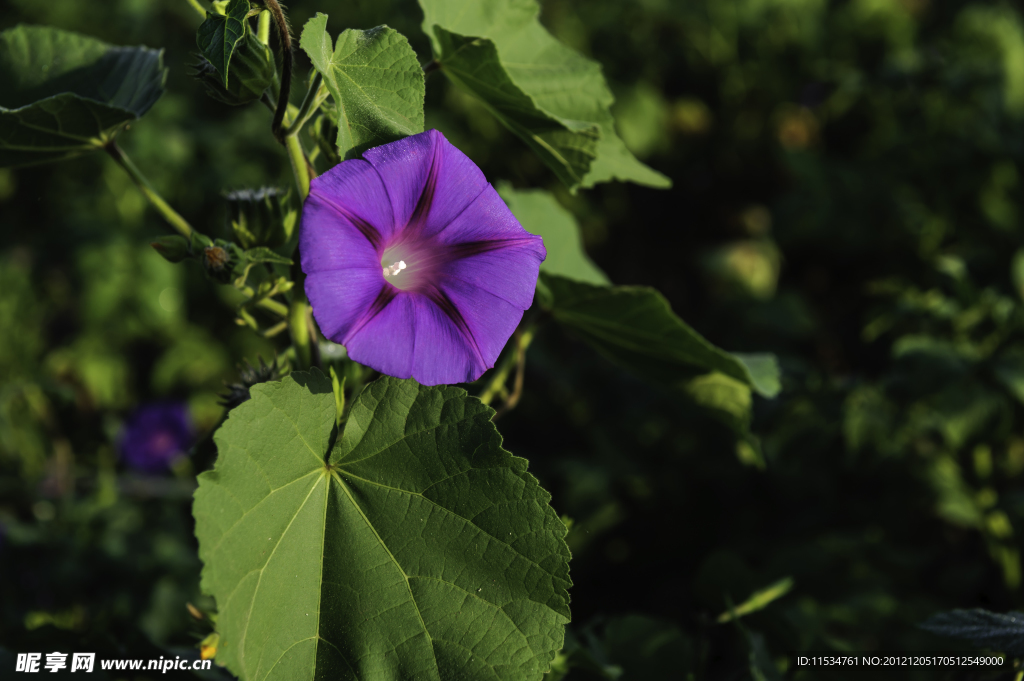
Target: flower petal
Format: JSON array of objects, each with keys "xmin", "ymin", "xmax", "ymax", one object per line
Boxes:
[
  {"xmin": 435, "ymin": 184, "xmax": 543, "ymax": 246},
  {"xmin": 409, "ymin": 294, "xmax": 488, "ymax": 385},
  {"xmin": 304, "ymin": 158, "xmax": 396, "ymax": 258},
  {"xmin": 344, "ymin": 293, "xmax": 417, "ymax": 380},
  {"xmin": 362, "ymin": 129, "xmax": 488, "ymax": 236},
  {"xmin": 437, "ymin": 187, "xmax": 546, "ymax": 309},
  {"xmin": 301, "ymin": 131, "xmax": 546, "ymax": 386},
  {"xmin": 306, "ymin": 269, "xmax": 387, "ymax": 342},
  {"xmin": 437, "ymin": 277, "xmax": 528, "ymax": 374}
]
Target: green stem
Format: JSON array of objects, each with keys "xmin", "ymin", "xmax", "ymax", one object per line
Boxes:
[
  {"xmin": 259, "ymin": 298, "xmax": 289, "ymax": 316},
  {"xmin": 106, "ymin": 142, "xmax": 194, "ymax": 240},
  {"xmin": 240, "ymin": 287, "xmax": 290, "ymax": 317},
  {"xmin": 493, "ymin": 328, "xmax": 535, "ymax": 418},
  {"xmin": 186, "ymin": 0, "xmax": 207, "ymax": 18},
  {"xmin": 480, "ymin": 328, "xmax": 535, "ymax": 406},
  {"xmin": 259, "ymin": 91, "xmax": 276, "ymax": 114},
  {"xmin": 257, "ymin": 10, "xmax": 271, "ymax": 45},
  {"xmin": 285, "ymin": 135, "xmax": 311, "ymax": 200},
  {"xmin": 479, "ymin": 360, "xmax": 513, "ymax": 406},
  {"xmin": 289, "ymin": 295, "xmax": 313, "ymax": 370},
  {"xmin": 284, "ymin": 72, "xmax": 325, "ymax": 138}
]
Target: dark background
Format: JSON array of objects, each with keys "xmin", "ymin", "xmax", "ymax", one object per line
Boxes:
[{"xmin": 2, "ymin": 0, "xmax": 1024, "ymax": 678}]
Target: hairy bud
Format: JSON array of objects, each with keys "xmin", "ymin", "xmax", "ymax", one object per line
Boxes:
[{"xmin": 224, "ymin": 187, "xmax": 292, "ymax": 249}]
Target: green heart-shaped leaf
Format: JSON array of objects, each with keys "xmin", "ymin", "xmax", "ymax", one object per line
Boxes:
[
  {"xmin": 0, "ymin": 25, "xmax": 166, "ymax": 167},
  {"xmin": 419, "ymin": 0, "xmax": 669, "ymax": 191},
  {"xmin": 195, "ymin": 370, "xmax": 571, "ymax": 680},
  {"xmin": 196, "ymin": 0, "xmax": 250, "ymax": 89},
  {"xmin": 301, "ymin": 15, "xmax": 425, "ymax": 160}
]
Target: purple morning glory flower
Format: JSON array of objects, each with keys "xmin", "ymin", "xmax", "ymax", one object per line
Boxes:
[
  {"xmin": 118, "ymin": 402, "xmax": 194, "ymax": 472},
  {"xmin": 301, "ymin": 129, "xmax": 546, "ymax": 385}
]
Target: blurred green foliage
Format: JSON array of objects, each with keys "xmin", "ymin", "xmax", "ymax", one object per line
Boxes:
[{"xmin": 4, "ymin": 0, "xmax": 1024, "ymax": 678}]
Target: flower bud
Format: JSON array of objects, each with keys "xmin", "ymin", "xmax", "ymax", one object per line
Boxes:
[
  {"xmin": 224, "ymin": 187, "xmax": 291, "ymax": 249},
  {"xmin": 151, "ymin": 235, "xmax": 190, "ymax": 263},
  {"xmin": 202, "ymin": 239, "xmax": 244, "ymax": 284},
  {"xmin": 190, "ymin": 32, "xmax": 275, "ymax": 106}
]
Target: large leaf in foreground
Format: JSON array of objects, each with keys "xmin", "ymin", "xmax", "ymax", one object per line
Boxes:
[
  {"xmin": 0, "ymin": 25, "xmax": 165, "ymax": 167},
  {"xmin": 539, "ymin": 274, "xmax": 781, "ymax": 398},
  {"xmin": 194, "ymin": 370, "xmax": 570, "ymax": 680},
  {"xmin": 301, "ymin": 15, "xmax": 425, "ymax": 160},
  {"xmin": 419, "ymin": 0, "xmax": 669, "ymax": 191}
]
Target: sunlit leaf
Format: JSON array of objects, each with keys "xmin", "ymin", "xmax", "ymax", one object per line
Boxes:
[
  {"xmin": 498, "ymin": 185, "xmax": 609, "ymax": 286},
  {"xmin": 539, "ymin": 274, "xmax": 781, "ymax": 398},
  {"xmin": 419, "ymin": 0, "xmax": 670, "ymax": 190},
  {"xmin": 300, "ymin": 15, "xmax": 424, "ymax": 160},
  {"xmin": 194, "ymin": 370, "xmax": 571, "ymax": 680},
  {"xmin": 0, "ymin": 25, "xmax": 166, "ymax": 167}
]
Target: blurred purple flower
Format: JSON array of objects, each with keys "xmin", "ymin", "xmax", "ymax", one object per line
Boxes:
[
  {"xmin": 118, "ymin": 402, "xmax": 194, "ymax": 473},
  {"xmin": 301, "ymin": 129, "xmax": 546, "ymax": 385}
]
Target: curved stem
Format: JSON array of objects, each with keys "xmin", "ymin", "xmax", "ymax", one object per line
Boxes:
[
  {"xmin": 284, "ymin": 72, "xmax": 324, "ymax": 138},
  {"xmin": 185, "ymin": 0, "xmax": 207, "ymax": 19},
  {"xmin": 259, "ymin": 90, "xmax": 276, "ymax": 114},
  {"xmin": 480, "ymin": 327, "xmax": 535, "ymax": 413},
  {"xmin": 105, "ymin": 142, "xmax": 194, "ymax": 240},
  {"xmin": 263, "ymin": 0, "xmax": 293, "ymax": 141},
  {"xmin": 288, "ymin": 297, "xmax": 312, "ymax": 370},
  {"xmin": 493, "ymin": 328, "xmax": 534, "ymax": 419},
  {"xmin": 256, "ymin": 9, "xmax": 271, "ymax": 45}
]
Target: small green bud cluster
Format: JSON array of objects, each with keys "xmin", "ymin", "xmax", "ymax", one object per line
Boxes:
[
  {"xmin": 225, "ymin": 187, "xmax": 293, "ymax": 249},
  {"xmin": 151, "ymin": 232, "xmax": 245, "ymax": 285}
]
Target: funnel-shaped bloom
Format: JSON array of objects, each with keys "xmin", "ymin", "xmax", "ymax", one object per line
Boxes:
[{"xmin": 301, "ymin": 129, "xmax": 546, "ymax": 385}]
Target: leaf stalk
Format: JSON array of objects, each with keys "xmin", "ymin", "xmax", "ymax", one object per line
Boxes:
[
  {"xmin": 105, "ymin": 142, "xmax": 195, "ymax": 240},
  {"xmin": 284, "ymin": 72, "xmax": 325, "ymax": 138},
  {"xmin": 185, "ymin": 0, "xmax": 208, "ymax": 19},
  {"xmin": 285, "ymin": 135, "xmax": 311, "ymax": 200}
]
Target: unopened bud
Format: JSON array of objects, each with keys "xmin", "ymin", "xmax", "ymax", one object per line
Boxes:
[
  {"xmin": 202, "ymin": 239, "xmax": 243, "ymax": 284},
  {"xmin": 224, "ymin": 187, "xmax": 291, "ymax": 249},
  {"xmin": 191, "ymin": 31, "xmax": 275, "ymax": 106}
]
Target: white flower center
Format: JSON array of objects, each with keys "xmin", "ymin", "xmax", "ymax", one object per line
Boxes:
[{"xmin": 382, "ymin": 260, "xmax": 407, "ymax": 278}]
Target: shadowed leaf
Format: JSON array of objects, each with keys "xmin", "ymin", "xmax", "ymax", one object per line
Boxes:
[
  {"xmin": 921, "ymin": 609, "xmax": 1024, "ymax": 655},
  {"xmin": 539, "ymin": 274, "xmax": 781, "ymax": 398},
  {"xmin": 0, "ymin": 25, "xmax": 166, "ymax": 167}
]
